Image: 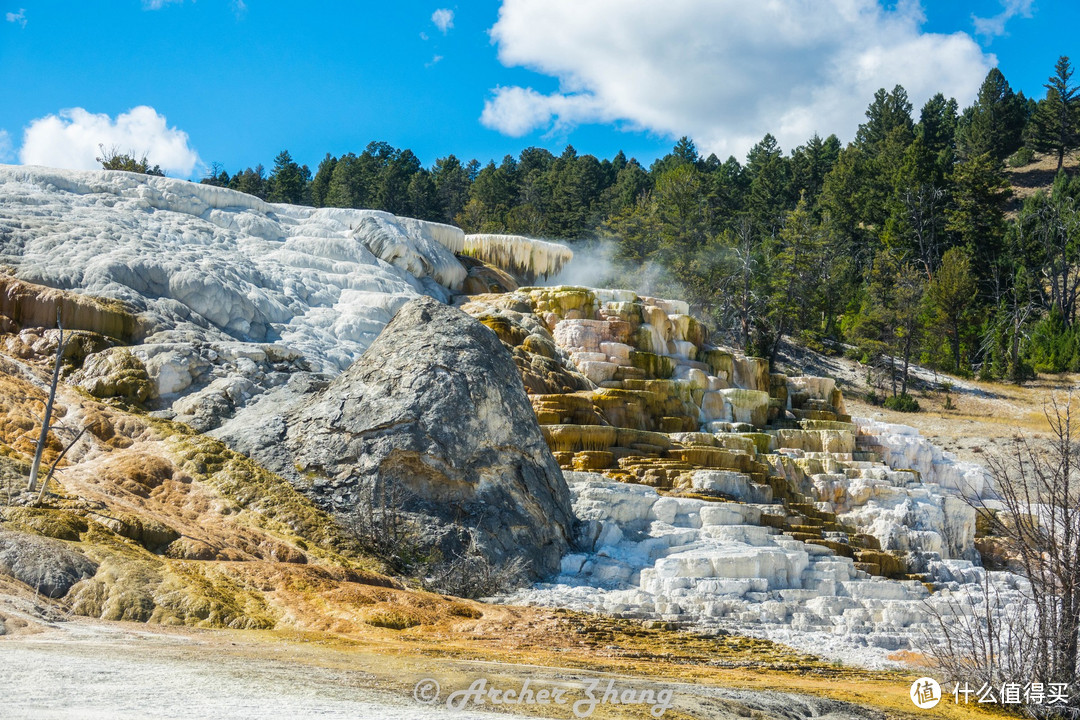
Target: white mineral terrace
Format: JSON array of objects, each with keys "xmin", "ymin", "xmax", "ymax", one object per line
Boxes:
[
  {"xmin": 504, "ymin": 467, "xmax": 1022, "ymax": 669},
  {"xmin": 462, "ymin": 233, "xmax": 573, "ymax": 281},
  {"xmin": 0, "ymin": 165, "xmax": 571, "ymax": 388}
]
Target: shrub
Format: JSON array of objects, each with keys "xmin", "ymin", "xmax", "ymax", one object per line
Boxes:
[
  {"xmin": 1006, "ymin": 146, "xmax": 1035, "ymax": 167},
  {"xmin": 97, "ymin": 145, "xmax": 164, "ymax": 176},
  {"xmin": 424, "ymin": 537, "xmax": 528, "ymax": 599},
  {"xmin": 1026, "ymin": 307, "xmax": 1080, "ymax": 374},
  {"xmin": 883, "ymin": 393, "xmax": 920, "ymax": 412}
]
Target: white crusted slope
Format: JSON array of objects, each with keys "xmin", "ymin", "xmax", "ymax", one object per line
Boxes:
[{"xmin": 0, "ymin": 165, "xmax": 476, "ymax": 407}]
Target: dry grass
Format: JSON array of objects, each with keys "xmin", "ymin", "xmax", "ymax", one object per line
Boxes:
[
  {"xmin": 1004, "ymin": 149, "xmax": 1080, "ymax": 212},
  {"xmin": 846, "ymin": 371, "xmax": 1078, "ymax": 469}
]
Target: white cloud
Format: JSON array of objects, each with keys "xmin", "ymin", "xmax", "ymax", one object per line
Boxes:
[
  {"xmin": 432, "ymin": 8, "xmax": 454, "ymax": 34},
  {"xmin": 19, "ymin": 106, "xmax": 200, "ymax": 176},
  {"xmin": 142, "ymin": 0, "xmax": 183, "ymax": 9},
  {"xmin": 426, "ymin": 55, "xmax": 444, "ymax": 68},
  {"xmin": 0, "ymin": 130, "xmax": 13, "ymax": 162},
  {"xmin": 482, "ymin": 87, "xmax": 608, "ymax": 137},
  {"xmin": 5, "ymin": 8, "xmax": 26, "ymax": 27},
  {"xmin": 973, "ymin": 0, "xmax": 1034, "ymax": 39},
  {"xmin": 484, "ymin": 0, "xmax": 994, "ymax": 160}
]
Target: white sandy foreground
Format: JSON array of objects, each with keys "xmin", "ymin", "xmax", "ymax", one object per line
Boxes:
[
  {"xmin": 0, "ymin": 622, "xmax": 525, "ymax": 720},
  {"xmin": 0, "ymin": 615, "xmax": 881, "ymax": 720}
]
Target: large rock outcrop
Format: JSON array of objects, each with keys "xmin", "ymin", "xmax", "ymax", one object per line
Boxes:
[{"xmin": 286, "ymin": 296, "xmax": 574, "ymax": 579}]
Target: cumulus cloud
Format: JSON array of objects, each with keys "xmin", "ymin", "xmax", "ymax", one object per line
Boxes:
[
  {"xmin": 484, "ymin": 0, "xmax": 994, "ymax": 160},
  {"xmin": 19, "ymin": 106, "xmax": 200, "ymax": 176},
  {"xmin": 973, "ymin": 0, "xmax": 1034, "ymax": 39},
  {"xmin": 6, "ymin": 8, "xmax": 26, "ymax": 27},
  {"xmin": 482, "ymin": 86, "xmax": 609, "ymax": 137},
  {"xmin": 432, "ymin": 8, "xmax": 454, "ymax": 34},
  {"xmin": 0, "ymin": 130, "xmax": 13, "ymax": 162}
]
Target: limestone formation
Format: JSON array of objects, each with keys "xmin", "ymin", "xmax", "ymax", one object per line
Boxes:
[
  {"xmin": 0, "ymin": 167, "xmax": 572, "ymax": 428},
  {"xmin": 505, "ymin": 474, "xmax": 1026, "ymax": 667},
  {"xmin": 286, "ymin": 297, "xmax": 574, "ymax": 578},
  {"xmin": 462, "ymin": 234, "xmax": 573, "ymax": 282}
]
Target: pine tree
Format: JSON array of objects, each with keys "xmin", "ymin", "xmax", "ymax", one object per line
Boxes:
[
  {"xmin": 855, "ymin": 85, "xmax": 914, "ymax": 155},
  {"xmin": 309, "ymin": 154, "xmax": 337, "ymax": 207},
  {"xmin": 945, "ymin": 153, "xmax": 1011, "ymax": 295},
  {"xmin": 432, "ymin": 155, "xmax": 472, "ymax": 225},
  {"xmin": 267, "ymin": 150, "xmax": 310, "ymax": 204},
  {"xmin": 790, "ymin": 133, "xmax": 841, "ymax": 205},
  {"xmin": 229, "ymin": 164, "xmax": 267, "ymax": 199},
  {"xmin": 761, "ymin": 195, "xmax": 825, "ymax": 364},
  {"xmin": 956, "ymin": 69, "xmax": 1028, "ymax": 163},
  {"xmin": 917, "ymin": 93, "xmax": 959, "ymax": 156},
  {"xmin": 927, "ymin": 247, "xmax": 978, "ymax": 372},
  {"xmin": 851, "ymin": 250, "xmax": 925, "ymax": 397},
  {"xmin": 744, "ymin": 134, "xmax": 791, "ymax": 236},
  {"xmin": 1030, "ymin": 56, "xmax": 1080, "ymax": 171}
]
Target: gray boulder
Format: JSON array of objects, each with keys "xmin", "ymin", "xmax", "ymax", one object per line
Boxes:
[
  {"xmin": 286, "ymin": 296, "xmax": 574, "ymax": 579},
  {"xmin": 0, "ymin": 530, "xmax": 98, "ymax": 598}
]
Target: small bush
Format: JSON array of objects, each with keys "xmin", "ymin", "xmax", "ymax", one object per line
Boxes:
[
  {"xmin": 1007, "ymin": 146, "xmax": 1035, "ymax": 167},
  {"xmin": 446, "ymin": 601, "xmax": 483, "ymax": 619},
  {"xmin": 97, "ymin": 145, "xmax": 164, "ymax": 176},
  {"xmin": 364, "ymin": 607, "xmax": 424, "ymax": 630},
  {"xmin": 344, "ymin": 479, "xmax": 436, "ymax": 575},
  {"xmin": 796, "ymin": 329, "xmax": 826, "ymax": 354},
  {"xmin": 883, "ymin": 393, "xmax": 920, "ymax": 413},
  {"xmin": 425, "ymin": 539, "xmax": 528, "ymax": 600}
]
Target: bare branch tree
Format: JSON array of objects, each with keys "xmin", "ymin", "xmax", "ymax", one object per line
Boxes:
[{"xmin": 922, "ymin": 393, "xmax": 1080, "ymax": 715}]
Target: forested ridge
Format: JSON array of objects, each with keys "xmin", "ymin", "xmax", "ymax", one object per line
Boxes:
[{"xmin": 198, "ymin": 58, "xmax": 1080, "ymax": 402}]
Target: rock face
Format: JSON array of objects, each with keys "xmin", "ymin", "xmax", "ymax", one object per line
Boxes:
[
  {"xmin": 286, "ymin": 296, "xmax": 574, "ymax": 579},
  {"xmin": 0, "ymin": 530, "xmax": 97, "ymax": 599}
]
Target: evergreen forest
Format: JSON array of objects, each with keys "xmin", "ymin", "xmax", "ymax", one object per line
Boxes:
[{"xmin": 196, "ymin": 58, "xmax": 1080, "ymax": 401}]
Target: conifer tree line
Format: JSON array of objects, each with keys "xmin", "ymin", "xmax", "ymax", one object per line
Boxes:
[{"xmin": 200, "ymin": 57, "xmax": 1080, "ymax": 394}]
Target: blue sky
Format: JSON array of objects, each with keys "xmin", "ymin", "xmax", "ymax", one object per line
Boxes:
[{"xmin": 1, "ymin": 1, "xmax": 1076, "ymax": 178}]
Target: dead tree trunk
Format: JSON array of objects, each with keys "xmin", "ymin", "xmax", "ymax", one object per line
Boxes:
[{"xmin": 26, "ymin": 312, "xmax": 69, "ymax": 493}]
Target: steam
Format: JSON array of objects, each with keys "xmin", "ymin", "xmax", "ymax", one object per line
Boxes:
[
  {"xmin": 539, "ymin": 239, "xmax": 693, "ymax": 309},
  {"xmin": 539, "ymin": 239, "xmax": 617, "ymax": 288}
]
